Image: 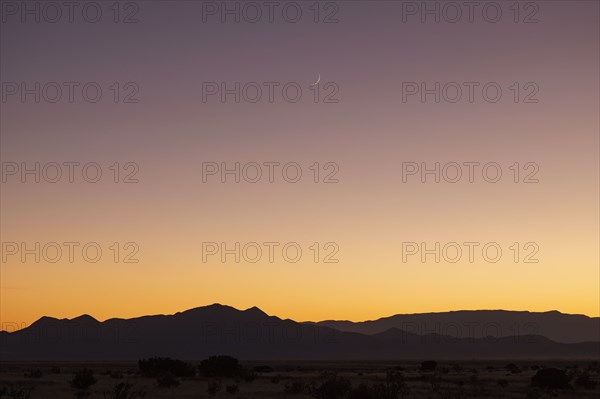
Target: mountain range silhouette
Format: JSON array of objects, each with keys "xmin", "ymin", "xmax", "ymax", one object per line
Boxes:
[{"xmin": 1, "ymin": 304, "xmax": 598, "ymax": 361}]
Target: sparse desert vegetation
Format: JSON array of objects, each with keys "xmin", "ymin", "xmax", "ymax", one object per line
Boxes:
[{"xmin": 0, "ymin": 359, "xmax": 599, "ymax": 398}]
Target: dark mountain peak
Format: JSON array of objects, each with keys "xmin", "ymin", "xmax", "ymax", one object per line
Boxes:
[
  {"xmin": 24, "ymin": 314, "xmax": 98, "ymax": 332},
  {"xmin": 71, "ymin": 314, "xmax": 98, "ymax": 322},
  {"xmin": 176, "ymin": 303, "xmax": 226, "ymax": 314},
  {"xmin": 29, "ymin": 315, "xmax": 59, "ymax": 328},
  {"xmin": 174, "ymin": 304, "xmax": 274, "ymax": 324},
  {"xmin": 206, "ymin": 303, "xmax": 232, "ymax": 309},
  {"xmin": 244, "ymin": 306, "xmax": 267, "ymax": 316},
  {"xmin": 2, "ymin": 305, "xmax": 598, "ymax": 361},
  {"xmin": 198, "ymin": 303, "xmax": 240, "ymax": 313}
]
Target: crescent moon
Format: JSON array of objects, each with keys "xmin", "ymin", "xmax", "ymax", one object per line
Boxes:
[{"xmin": 311, "ymin": 73, "xmax": 321, "ymax": 86}]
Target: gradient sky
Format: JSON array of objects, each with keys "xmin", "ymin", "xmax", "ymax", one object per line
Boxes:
[{"xmin": 1, "ymin": 0, "xmax": 598, "ymax": 327}]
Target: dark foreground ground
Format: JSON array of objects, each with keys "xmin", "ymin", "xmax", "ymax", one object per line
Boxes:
[{"xmin": 0, "ymin": 360, "xmax": 598, "ymax": 398}]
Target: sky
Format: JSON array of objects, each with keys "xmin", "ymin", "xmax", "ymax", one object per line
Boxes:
[{"xmin": 1, "ymin": 0, "xmax": 598, "ymax": 327}]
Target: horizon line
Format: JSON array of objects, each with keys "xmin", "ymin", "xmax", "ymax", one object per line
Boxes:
[{"xmin": 4, "ymin": 303, "xmax": 598, "ymax": 328}]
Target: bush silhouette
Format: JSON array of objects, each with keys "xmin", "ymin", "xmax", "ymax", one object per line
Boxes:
[
  {"xmin": 575, "ymin": 372, "xmax": 597, "ymax": 389},
  {"xmin": 102, "ymin": 382, "xmax": 146, "ymax": 399},
  {"xmin": 531, "ymin": 368, "xmax": 570, "ymax": 389},
  {"xmin": 348, "ymin": 384, "xmax": 377, "ymax": 399},
  {"xmin": 380, "ymin": 370, "xmax": 410, "ymax": 398},
  {"xmin": 284, "ymin": 381, "xmax": 306, "ymax": 394},
  {"xmin": 199, "ymin": 355, "xmax": 241, "ymax": 378},
  {"xmin": 155, "ymin": 372, "xmax": 180, "ymax": 388},
  {"xmin": 270, "ymin": 376, "xmax": 281, "ymax": 384},
  {"xmin": 71, "ymin": 369, "xmax": 97, "ymax": 390},
  {"xmin": 2, "ymin": 384, "xmax": 34, "ymax": 399},
  {"xmin": 24, "ymin": 370, "xmax": 42, "ymax": 379},
  {"xmin": 226, "ymin": 384, "xmax": 239, "ymax": 394},
  {"xmin": 138, "ymin": 357, "xmax": 195, "ymax": 378},
  {"xmin": 207, "ymin": 381, "xmax": 222, "ymax": 396},
  {"xmin": 505, "ymin": 363, "xmax": 521, "ymax": 374},
  {"xmin": 330, "ymin": 371, "xmax": 409, "ymax": 399},
  {"xmin": 308, "ymin": 374, "xmax": 351, "ymax": 399}
]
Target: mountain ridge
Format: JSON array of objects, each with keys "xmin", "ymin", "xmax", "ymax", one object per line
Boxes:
[
  {"xmin": 9, "ymin": 305, "xmax": 598, "ymax": 329},
  {"xmin": 307, "ymin": 309, "xmax": 600, "ymax": 344},
  {"xmin": 1, "ymin": 304, "xmax": 598, "ymax": 361}
]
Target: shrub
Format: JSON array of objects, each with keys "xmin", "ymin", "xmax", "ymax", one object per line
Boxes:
[
  {"xmin": 207, "ymin": 381, "xmax": 222, "ymax": 396},
  {"xmin": 505, "ymin": 363, "xmax": 521, "ymax": 374},
  {"xmin": 378, "ymin": 370, "xmax": 410, "ymax": 398},
  {"xmin": 420, "ymin": 361, "xmax": 437, "ymax": 372},
  {"xmin": 347, "ymin": 372, "xmax": 410, "ymax": 399},
  {"xmin": 531, "ymin": 368, "xmax": 571, "ymax": 390},
  {"xmin": 308, "ymin": 374, "xmax": 351, "ymax": 399},
  {"xmin": 587, "ymin": 362, "xmax": 600, "ymax": 373},
  {"xmin": 70, "ymin": 369, "xmax": 97, "ymax": 390},
  {"xmin": 574, "ymin": 372, "xmax": 597, "ymax": 389},
  {"xmin": 226, "ymin": 384, "xmax": 239, "ymax": 394},
  {"xmin": 138, "ymin": 357, "xmax": 195, "ymax": 378},
  {"xmin": 4, "ymin": 384, "xmax": 33, "ymax": 399},
  {"xmin": 428, "ymin": 373, "xmax": 442, "ymax": 393},
  {"xmin": 284, "ymin": 381, "xmax": 306, "ymax": 395},
  {"xmin": 24, "ymin": 370, "xmax": 42, "ymax": 379},
  {"xmin": 102, "ymin": 382, "xmax": 146, "ymax": 399},
  {"xmin": 155, "ymin": 372, "xmax": 180, "ymax": 388},
  {"xmin": 199, "ymin": 356, "xmax": 242, "ymax": 378},
  {"xmin": 348, "ymin": 384, "xmax": 377, "ymax": 399},
  {"xmin": 270, "ymin": 376, "xmax": 281, "ymax": 384},
  {"xmin": 241, "ymin": 369, "xmax": 257, "ymax": 383}
]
